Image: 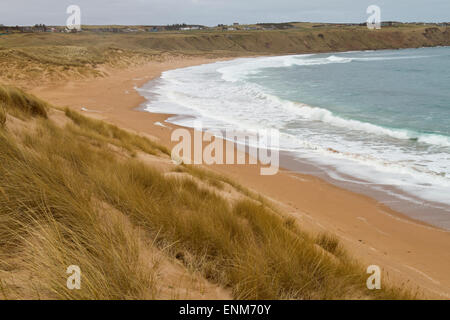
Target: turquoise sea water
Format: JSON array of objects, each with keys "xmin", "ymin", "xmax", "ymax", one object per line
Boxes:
[
  {"xmin": 250, "ymin": 48, "xmax": 450, "ymax": 143},
  {"xmin": 140, "ymin": 47, "xmax": 450, "ymax": 228}
]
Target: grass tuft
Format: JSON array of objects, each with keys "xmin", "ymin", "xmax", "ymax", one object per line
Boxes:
[
  {"xmin": 64, "ymin": 108, "xmax": 170, "ymax": 156},
  {"xmin": 0, "ymin": 103, "xmax": 6, "ymax": 128},
  {"xmin": 0, "ymin": 85, "xmax": 48, "ymax": 118},
  {"xmin": 316, "ymin": 233, "xmax": 342, "ymax": 256}
]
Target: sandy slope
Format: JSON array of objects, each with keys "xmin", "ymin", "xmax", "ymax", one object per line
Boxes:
[{"xmin": 31, "ymin": 57, "xmax": 450, "ymax": 299}]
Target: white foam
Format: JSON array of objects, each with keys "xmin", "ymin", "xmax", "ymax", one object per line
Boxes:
[
  {"xmin": 138, "ymin": 53, "xmax": 450, "ymax": 209},
  {"xmin": 216, "ymin": 53, "xmax": 432, "ymax": 83},
  {"xmin": 283, "ymin": 100, "xmax": 450, "ymax": 147}
]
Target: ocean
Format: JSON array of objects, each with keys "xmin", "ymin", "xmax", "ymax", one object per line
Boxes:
[{"xmin": 139, "ymin": 47, "xmax": 450, "ymax": 229}]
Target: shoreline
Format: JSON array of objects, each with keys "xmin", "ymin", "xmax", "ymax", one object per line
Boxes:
[
  {"xmin": 158, "ymin": 112, "xmax": 450, "ymax": 231},
  {"xmin": 137, "ymin": 49, "xmax": 450, "ymax": 231},
  {"xmin": 31, "ymin": 55, "xmax": 450, "ymax": 299},
  {"xmin": 143, "ymin": 111, "xmax": 447, "ymax": 232}
]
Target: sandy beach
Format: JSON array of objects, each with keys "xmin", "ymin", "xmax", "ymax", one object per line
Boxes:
[{"xmin": 30, "ymin": 56, "xmax": 450, "ymax": 299}]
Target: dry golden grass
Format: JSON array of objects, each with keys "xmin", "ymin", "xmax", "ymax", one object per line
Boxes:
[
  {"xmin": 0, "ymin": 39, "xmax": 160, "ymax": 85},
  {"xmin": 0, "ymin": 125, "xmax": 159, "ymax": 299},
  {"xmin": 0, "ymin": 85, "xmax": 48, "ymax": 118},
  {"xmin": 316, "ymin": 233, "xmax": 344, "ymax": 257},
  {"xmin": 173, "ymin": 164, "xmax": 273, "ymax": 207},
  {"xmin": 64, "ymin": 108, "xmax": 170, "ymax": 156},
  {"xmin": 0, "ymin": 84, "xmax": 416, "ymax": 300},
  {"xmin": 0, "ymin": 103, "xmax": 5, "ymax": 128}
]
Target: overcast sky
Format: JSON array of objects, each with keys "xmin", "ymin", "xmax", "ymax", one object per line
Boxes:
[{"xmin": 1, "ymin": 0, "xmax": 449, "ymax": 26}]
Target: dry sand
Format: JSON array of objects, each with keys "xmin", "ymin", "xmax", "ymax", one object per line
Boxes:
[{"xmin": 31, "ymin": 56, "xmax": 450, "ymax": 299}]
